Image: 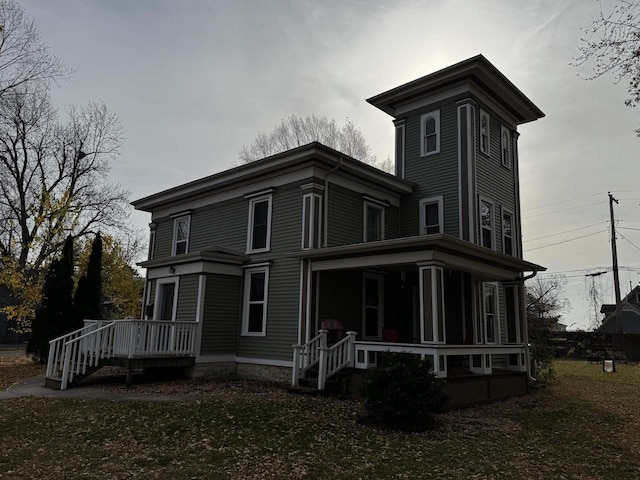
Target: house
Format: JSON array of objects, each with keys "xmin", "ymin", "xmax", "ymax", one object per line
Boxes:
[
  {"xmin": 46, "ymin": 55, "xmax": 546, "ymax": 405},
  {"xmin": 600, "ymin": 285, "xmax": 640, "ymax": 334}
]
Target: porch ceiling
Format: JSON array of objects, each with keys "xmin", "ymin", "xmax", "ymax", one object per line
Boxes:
[{"xmin": 293, "ymin": 234, "xmax": 545, "ymax": 281}]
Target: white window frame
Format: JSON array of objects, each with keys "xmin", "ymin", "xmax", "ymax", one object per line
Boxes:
[
  {"xmin": 420, "ymin": 110, "xmax": 440, "ymax": 156},
  {"xmin": 501, "ymin": 125, "xmax": 511, "ymax": 169},
  {"xmin": 482, "ymin": 282, "xmax": 500, "ymax": 345},
  {"xmin": 362, "ymin": 272, "xmax": 384, "ymax": 340},
  {"xmin": 246, "ymin": 194, "xmax": 273, "ymax": 254},
  {"xmin": 363, "ymin": 201, "xmax": 385, "ymax": 242},
  {"xmin": 502, "ymin": 208, "xmax": 515, "ymax": 256},
  {"xmin": 172, "ymin": 215, "xmax": 190, "ymax": 256},
  {"xmin": 479, "ymin": 197, "xmax": 495, "ymax": 250},
  {"xmin": 153, "ymin": 277, "xmax": 179, "ymax": 321},
  {"xmin": 242, "ymin": 266, "xmax": 270, "ymax": 337},
  {"xmin": 301, "ymin": 193, "xmax": 322, "ymax": 249},
  {"xmin": 479, "ymin": 109, "xmax": 490, "ymax": 156},
  {"xmin": 419, "ymin": 196, "xmax": 444, "ymax": 235}
]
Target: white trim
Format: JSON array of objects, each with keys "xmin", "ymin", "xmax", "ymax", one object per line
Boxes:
[
  {"xmin": 362, "ymin": 195, "xmax": 390, "ymax": 207},
  {"xmin": 419, "ymin": 196, "xmax": 444, "ymax": 235},
  {"xmin": 501, "ymin": 125, "xmax": 511, "ymax": 169},
  {"xmin": 153, "ymin": 277, "xmax": 180, "ymax": 321},
  {"xmin": 246, "ymin": 194, "xmax": 273, "ymax": 254},
  {"xmin": 148, "ymin": 230, "xmax": 156, "ymax": 260},
  {"xmin": 479, "ymin": 196, "xmax": 495, "ymax": 250},
  {"xmin": 479, "ymin": 109, "xmax": 490, "ymax": 156},
  {"xmin": 241, "ymin": 262, "xmax": 271, "ymax": 269},
  {"xmin": 420, "ymin": 110, "xmax": 441, "ymax": 156},
  {"xmin": 418, "ymin": 266, "xmax": 446, "ymax": 344},
  {"xmin": 305, "ymin": 262, "xmax": 313, "ymax": 342},
  {"xmin": 170, "ymin": 210, "xmax": 193, "ymax": 218},
  {"xmin": 301, "ymin": 192, "xmax": 322, "ymax": 249},
  {"xmin": 297, "ymin": 261, "xmax": 305, "ymax": 345},
  {"xmin": 195, "ymin": 355, "xmax": 293, "ymax": 368},
  {"xmin": 482, "ymin": 282, "xmax": 500, "ymax": 344},
  {"xmin": 395, "ymin": 122, "xmax": 406, "ymax": 179},
  {"xmin": 147, "ymin": 261, "xmax": 242, "ymax": 279},
  {"xmin": 244, "ymin": 188, "xmax": 274, "ymax": 199},
  {"xmin": 362, "ymin": 272, "xmax": 384, "ymax": 340},
  {"xmin": 172, "ymin": 215, "xmax": 190, "ymax": 256},
  {"xmin": 300, "ymin": 183, "xmax": 325, "ymax": 191},
  {"xmin": 194, "ymin": 274, "xmax": 206, "ymax": 357},
  {"xmin": 241, "ymin": 266, "xmax": 270, "ymax": 336},
  {"xmin": 502, "ymin": 207, "xmax": 515, "ymax": 256},
  {"xmin": 363, "ymin": 201, "xmax": 385, "ymax": 242}
]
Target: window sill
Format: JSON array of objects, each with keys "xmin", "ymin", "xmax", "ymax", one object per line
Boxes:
[{"xmin": 241, "ymin": 332, "xmax": 266, "ymax": 337}]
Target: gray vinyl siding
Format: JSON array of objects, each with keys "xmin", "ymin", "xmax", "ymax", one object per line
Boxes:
[
  {"xmin": 386, "ymin": 205, "xmax": 400, "ymax": 239},
  {"xmin": 318, "ymin": 270, "xmax": 362, "ymax": 336},
  {"xmin": 237, "ymin": 181, "xmax": 304, "ymax": 361},
  {"xmin": 176, "ymin": 274, "xmax": 199, "ymax": 322},
  {"xmin": 399, "ymin": 102, "xmax": 460, "ymax": 238},
  {"xmin": 327, "ymin": 184, "xmax": 362, "ymax": 246},
  {"xmin": 189, "ymin": 197, "xmax": 247, "ymax": 252},
  {"xmin": 200, "ymin": 273, "xmax": 241, "ymax": 355},
  {"xmin": 474, "ymin": 106, "xmax": 518, "ymax": 257},
  {"xmin": 153, "ymin": 220, "xmax": 173, "ymax": 259}
]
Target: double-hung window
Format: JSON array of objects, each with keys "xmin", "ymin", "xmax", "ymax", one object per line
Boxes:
[
  {"xmin": 246, "ymin": 193, "xmax": 273, "ymax": 253},
  {"xmin": 420, "ymin": 110, "xmax": 440, "ymax": 156},
  {"xmin": 480, "ymin": 110, "xmax": 490, "ymax": 156},
  {"xmin": 172, "ymin": 215, "xmax": 190, "ymax": 255},
  {"xmin": 482, "ymin": 283, "xmax": 499, "ymax": 344},
  {"xmin": 302, "ymin": 193, "xmax": 322, "ymax": 249},
  {"xmin": 363, "ymin": 201, "xmax": 384, "ymax": 242},
  {"xmin": 479, "ymin": 199, "xmax": 494, "ymax": 249},
  {"xmin": 502, "ymin": 210, "xmax": 514, "ymax": 256},
  {"xmin": 419, "ymin": 196, "xmax": 443, "ymax": 235},
  {"xmin": 242, "ymin": 266, "xmax": 269, "ymax": 336},
  {"xmin": 501, "ymin": 126, "xmax": 511, "ymax": 168}
]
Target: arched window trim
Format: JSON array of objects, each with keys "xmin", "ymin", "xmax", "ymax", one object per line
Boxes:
[
  {"xmin": 420, "ymin": 110, "xmax": 440, "ymax": 156},
  {"xmin": 501, "ymin": 125, "xmax": 511, "ymax": 169},
  {"xmin": 479, "ymin": 109, "xmax": 490, "ymax": 156}
]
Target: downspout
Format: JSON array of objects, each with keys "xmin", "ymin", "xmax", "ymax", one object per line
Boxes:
[
  {"xmin": 521, "ymin": 270, "xmax": 538, "ymax": 383},
  {"xmin": 323, "ymin": 158, "xmax": 343, "ymax": 247}
]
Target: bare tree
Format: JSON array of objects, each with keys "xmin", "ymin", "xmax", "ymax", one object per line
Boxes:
[
  {"xmin": 526, "ymin": 275, "xmax": 571, "ymax": 324},
  {"xmin": 584, "ymin": 271, "xmax": 606, "ymax": 331},
  {"xmin": 575, "ymin": 0, "xmax": 640, "ymax": 134},
  {"xmin": 0, "ymin": 86, "xmax": 128, "ymax": 272},
  {"xmin": 239, "ymin": 114, "xmax": 392, "ymax": 172},
  {"xmin": 0, "ymin": 0, "xmax": 70, "ymax": 96}
]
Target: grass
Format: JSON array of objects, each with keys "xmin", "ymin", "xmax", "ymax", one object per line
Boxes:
[{"xmin": 0, "ymin": 358, "xmax": 639, "ymax": 479}]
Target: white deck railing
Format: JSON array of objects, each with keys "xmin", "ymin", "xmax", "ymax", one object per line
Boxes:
[{"xmin": 47, "ymin": 319, "xmax": 197, "ymax": 390}]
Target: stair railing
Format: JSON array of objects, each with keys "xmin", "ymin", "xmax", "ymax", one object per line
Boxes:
[
  {"xmin": 60, "ymin": 322, "xmax": 116, "ymax": 389},
  {"xmin": 317, "ymin": 331, "xmax": 357, "ymax": 390},
  {"xmin": 291, "ymin": 330, "xmax": 326, "ymax": 387},
  {"xmin": 46, "ymin": 322, "xmax": 105, "ymax": 378}
]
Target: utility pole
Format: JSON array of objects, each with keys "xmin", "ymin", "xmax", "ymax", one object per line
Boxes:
[{"xmin": 608, "ymin": 192, "xmax": 623, "ymax": 334}]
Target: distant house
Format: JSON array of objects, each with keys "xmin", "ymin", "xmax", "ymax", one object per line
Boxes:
[
  {"xmin": 600, "ymin": 285, "xmax": 640, "ymax": 334},
  {"xmin": 46, "ymin": 55, "xmax": 547, "ymax": 404}
]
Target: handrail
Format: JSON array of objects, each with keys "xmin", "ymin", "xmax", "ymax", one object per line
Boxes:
[
  {"xmin": 291, "ymin": 330, "xmax": 325, "ymax": 387},
  {"xmin": 317, "ymin": 331, "xmax": 357, "ymax": 390}
]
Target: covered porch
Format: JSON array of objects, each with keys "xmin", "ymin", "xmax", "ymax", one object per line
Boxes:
[{"xmin": 292, "ymin": 234, "xmax": 545, "ymax": 387}]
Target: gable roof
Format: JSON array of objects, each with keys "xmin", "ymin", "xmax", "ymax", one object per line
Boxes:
[
  {"xmin": 367, "ymin": 54, "xmax": 544, "ymax": 124},
  {"xmin": 132, "ymin": 142, "xmax": 414, "ymax": 212},
  {"xmin": 600, "ymin": 285, "xmax": 640, "ymax": 333}
]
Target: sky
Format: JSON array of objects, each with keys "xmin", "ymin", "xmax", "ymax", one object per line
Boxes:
[{"xmin": 20, "ymin": 0, "xmax": 640, "ymax": 331}]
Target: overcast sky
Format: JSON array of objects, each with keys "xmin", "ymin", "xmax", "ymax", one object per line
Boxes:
[{"xmin": 21, "ymin": 0, "xmax": 640, "ymax": 330}]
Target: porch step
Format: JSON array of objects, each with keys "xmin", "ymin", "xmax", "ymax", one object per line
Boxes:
[
  {"xmin": 44, "ymin": 363, "xmax": 105, "ymax": 390},
  {"xmin": 293, "ymin": 368, "xmax": 357, "ymax": 397}
]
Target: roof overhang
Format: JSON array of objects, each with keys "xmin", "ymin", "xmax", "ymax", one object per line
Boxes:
[
  {"xmin": 294, "ymin": 234, "xmax": 545, "ymax": 281},
  {"xmin": 139, "ymin": 246, "xmax": 248, "ymax": 279},
  {"xmin": 367, "ymin": 54, "xmax": 544, "ymax": 124},
  {"xmin": 132, "ymin": 142, "xmax": 414, "ymax": 213}
]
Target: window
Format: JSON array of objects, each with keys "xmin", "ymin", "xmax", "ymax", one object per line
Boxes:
[
  {"xmin": 172, "ymin": 215, "xmax": 190, "ymax": 255},
  {"xmin": 242, "ymin": 267, "xmax": 269, "ymax": 336},
  {"xmin": 482, "ymin": 283, "xmax": 499, "ymax": 344},
  {"xmin": 363, "ymin": 201, "xmax": 384, "ymax": 242},
  {"xmin": 420, "ymin": 110, "xmax": 440, "ymax": 156},
  {"xmin": 501, "ymin": 126, "xmax": 511, "ymax": 168},
  {"xmin": 480, "ymin": 110, "xmax": 490, "ymax": 156},
  {"xmin": 154, "ymin": 278, "xmax": 179, "ymax": 321},
  {"xmin": 480, "ymin": 199, "xmax": 494, "ymax": 249},
  {"xmin": 247, "ymin": 194, "xmax": 273, "ymax": 253},
  {"xmin": 302, "ymin": 193, "xmax": 322, "ymax": 249},
  {"xmin": 502, "ymin": 210, "xmax": 514, "ymax": 256},
  {"xmin": 148, "ymin": 230, "xmax": 156, "ymax": 260},
  {"xmin": 419, "ymin": 196, "xmax": 443, "ymax": 235},
  {"xmin": 363, "ymin": 274, "xmax": 383, "ymax": 339}
]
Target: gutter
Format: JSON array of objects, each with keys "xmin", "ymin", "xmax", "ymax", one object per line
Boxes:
[{"xmin": 323, "ymin": 158, "xmax": 343, "ymax": 247}]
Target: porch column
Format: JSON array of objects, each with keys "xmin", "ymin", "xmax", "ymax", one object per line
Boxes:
[
  {"xmin": 418, "ymin": 263, "xmax": 446, "ymax": 344},
  {"xmin": 502, "ymin": 279, "xmax": 527, "ymax": 373},
  {"xmin": 298, "ymin": 259, "xmax": 315, "ymax": 344}
]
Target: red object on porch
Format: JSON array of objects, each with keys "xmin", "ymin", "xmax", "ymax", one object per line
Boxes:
[
  {"xmin": 321, "ymin": 319, "xmax": 344, "ymax": 344},
  {"xmin": 382, "ymin": 328, "xmax": 399, "ymax": 342}
]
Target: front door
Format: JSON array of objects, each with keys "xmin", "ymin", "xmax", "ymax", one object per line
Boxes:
[{"xmin": 363, "ymin": 273, "xmax": 383, "ymax": 339}]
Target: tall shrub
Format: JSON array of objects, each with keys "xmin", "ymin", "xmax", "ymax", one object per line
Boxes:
[{"xmin": 74, "ymin": 233, "xmax": 103, "ymax": 325}]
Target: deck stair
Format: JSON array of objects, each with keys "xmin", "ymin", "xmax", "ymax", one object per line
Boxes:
[{"xmin": 45, "ymin": 319, "xmax": 197, "ymax": 390}]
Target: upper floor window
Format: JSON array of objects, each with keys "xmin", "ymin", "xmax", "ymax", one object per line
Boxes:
[
  {"xmin": 246, "ymin": 193, "xmax": 273, "ymax": 253},
  {"xmin": 502, "ymin": 210, "xmax": 514, "ymax": 256},
  {"xmin": 480, "ymin": 110, "xmax": 490, "ymax": 156},
  {"xmin": 480, "ymin": 199, "xmax": 494, "ymax": 249},
  {"xmin": 363, "ymin": 201, "xmax": 384, "ymax": 242},
  {"xmin": 242, "ymin": 266, "xmax": 269, "ymax": 336},
  {"xmin": 420, "ymin": 110, "xmax": 440, "ymax": 156},
  {"xmin": 172, "ymin": 215, "xmax": 190, "ymax": 255},
  {"xmin": 302, "ymin": 193, "xmax": 322, "ymax": 249},
  {"xmin": 501, "ymin": 126, "xmax": 511, "ymax": 168},
  {"xmin": 148, "ymin": 229, "xmax": 156, "ymax": 260},
  {"xmin": 419, "ymin": 196, "xmax": 443, "ymax": 235}
]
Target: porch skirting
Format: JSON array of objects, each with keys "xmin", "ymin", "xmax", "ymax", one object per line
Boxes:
[{"xmin": 190, "ymin": 357, "xmax": 291, "ymax": 383}]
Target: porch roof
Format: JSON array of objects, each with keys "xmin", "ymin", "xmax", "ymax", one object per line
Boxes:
[
  {"xmin": 138, "ymin": 246, "xmax": 248, "ymax": 269},
  {"xmin": 293, "ymin": 234, "xmax": 545, "ymax": 281}
]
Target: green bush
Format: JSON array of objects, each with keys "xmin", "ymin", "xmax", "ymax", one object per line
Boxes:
[{"xmin": 360, "ymin": 352, "xmax": 449, "ymax": 431}]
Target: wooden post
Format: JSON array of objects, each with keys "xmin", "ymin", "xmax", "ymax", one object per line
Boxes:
[
  {"xmin": 346, "ymin": 331, "xmax": 357, "ymax": 367},
  {"xmin": 291, "ymin": 344, "xmax": 301, "ymax": 387},
  {"xmin": 317, "ymin": 330, "xmax": 328, "ymax": 390}
]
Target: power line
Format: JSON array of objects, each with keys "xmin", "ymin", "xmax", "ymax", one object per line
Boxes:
[
  {"xmin": 523, "ymin": 229, "xmax": 608, "ymax": 252},
  {"xmin": 523, "ymin": 201, "xmax": 604, "ymax": 219},
  {"xmin": 522, "ymin": 192, "xmax": 607, "ymax": 212},
  {"xmin": 523, "ymin": 221, "xmax": 609, "ymax": 243},
  {"xmin": 619, "ymin": 226, "xmax": 640, "ymax": 232},
  {"xmin": 618, "ymin": 231, "xmax": 640, "ymax": 253}
]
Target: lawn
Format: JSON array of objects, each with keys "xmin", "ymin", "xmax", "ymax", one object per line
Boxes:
[{"xmin": 1, "ymin": 359, "xmax": 639, "ymax": 479}]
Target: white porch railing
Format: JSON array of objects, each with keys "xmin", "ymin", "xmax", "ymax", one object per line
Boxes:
[
  {"xmin": 291, "ymin": 330, "xmax": 357, "ymax": 390},
  {"xmin": 47, "ymin": 319, "xmax": 197, "ymax": 390},
  {"xmin": 353, "ymin": 341, "xmax": 527, "ymax": 378}
]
